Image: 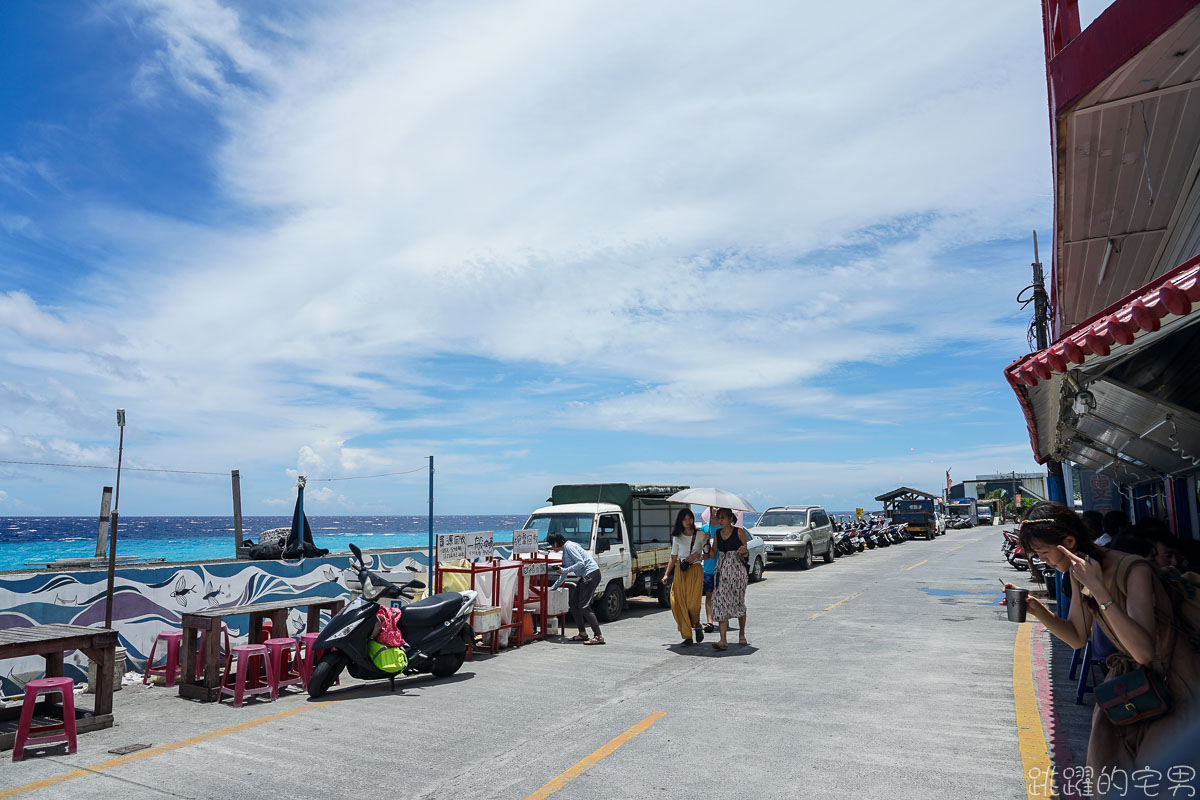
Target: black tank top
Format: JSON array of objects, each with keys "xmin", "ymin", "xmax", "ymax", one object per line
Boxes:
[{"xmin": 717, "ymin": 528, "xmax": 742, "ymax": 552}]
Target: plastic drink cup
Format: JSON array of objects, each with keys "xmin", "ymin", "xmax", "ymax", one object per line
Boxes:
[{"xmin": 1005, "ymin": 586, "xmax": 1029, "ymax": 623}]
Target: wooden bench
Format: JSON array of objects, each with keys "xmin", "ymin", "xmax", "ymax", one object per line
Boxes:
[
  {"xmin": 0, "ymin": 624, "xmax": 119, "ymax": 751},
  {"xmin": 177, "ymin": 597, "xmax": 346, "ymax": 702}
]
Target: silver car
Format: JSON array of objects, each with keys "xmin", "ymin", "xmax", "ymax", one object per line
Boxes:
[{"xmin": 750, "ymin": 506, "xmax": 836, "ymax": 570}]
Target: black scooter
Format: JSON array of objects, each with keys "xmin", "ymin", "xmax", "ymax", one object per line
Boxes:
[{"xmin": 307, "ymin": 543, "xmax": 477, "ymax": 698}]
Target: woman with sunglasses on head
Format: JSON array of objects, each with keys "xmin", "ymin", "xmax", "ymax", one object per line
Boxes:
[
  {"xmin": 709, "ymin": 507, "xmax": 750, "ymax": 651},
  {"xmin": 663, "ymin": 508, "xmax": 708, "ymax": 646},
  {"xmin": 1010, "ymin": 501, "xmax": 1199, "ymax": 787}
]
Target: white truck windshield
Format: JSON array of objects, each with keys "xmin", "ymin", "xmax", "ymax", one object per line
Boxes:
[{"xmin": 523, "ymin": 514, "xmax": 594, "ymax": 548}]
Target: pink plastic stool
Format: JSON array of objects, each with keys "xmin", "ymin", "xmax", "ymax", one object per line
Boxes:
[
  {"xmin": 258, "ymin": 619, "xmax": 273, "ymax": 642},
  {"xmin": 299, "ymin": 633, "xmax": 339, "ymax": 688},
  {"xmin": 263, "ymin": 638, "xmax": 302, "ymax": 693},
  {"xmin": 196, "ymin": 622, "xmax": 233, "ymax": 680},
  {"xmin": 219, "ymin": 645, "xmax": 276, "ymax": 707},
  {"xmin": 143, "ymin": 630, "xmax": 184, "ymax": 687},
  {"xmin": 13, "ymin": 677, "xmax": 77, "ymax": 762}
]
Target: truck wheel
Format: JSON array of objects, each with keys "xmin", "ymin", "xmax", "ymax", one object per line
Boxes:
[
  {"xmin": 750, "ymin": 557, "xmax": 764, "ymax": 583},
  {"xmin": 656, "ymin": 580, "xmax": 671, "ymax": 608},
  {"xmin": 799, "ymin": 544, "xmax": 813, "ymax": 571},
  {"xmin": 596, "ymin": 581, "xmax": 624, "ymax": 622},
  {"xmin": 823, "ymin": 541, "xmax": 835, "ymax": 563}
]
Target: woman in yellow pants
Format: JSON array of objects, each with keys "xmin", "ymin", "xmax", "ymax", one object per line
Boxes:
[{"xmin": 663, "ymin": 509, "xmax": 709, "ymax": 645}]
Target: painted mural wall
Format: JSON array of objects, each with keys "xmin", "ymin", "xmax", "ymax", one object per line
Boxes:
[{"xmin": 0, "ymin": 549, "xmax": 435, "ymax": 696}]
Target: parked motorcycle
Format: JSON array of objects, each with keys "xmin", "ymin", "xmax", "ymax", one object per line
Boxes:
[
  {"xmin": 833, "ymin": 529, "xmax": 855, "ymax": 557},
  {"xmin": 1002, "ymin": 529, "xmax": 1028, "ymax": 571},
  {"xmin": 308, "ymin": 543, "xmax": 477, "ymax": 698}
]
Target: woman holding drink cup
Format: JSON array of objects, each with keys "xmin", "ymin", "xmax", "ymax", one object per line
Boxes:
[{"xmin": 1007, "ymin": 501, "xmax": 1199, "ymax": 787}]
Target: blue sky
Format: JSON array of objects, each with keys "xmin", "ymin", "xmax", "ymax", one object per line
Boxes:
[{"xmin": 1, "ymin": 0, "xmax": 1074, "ymax": 516}]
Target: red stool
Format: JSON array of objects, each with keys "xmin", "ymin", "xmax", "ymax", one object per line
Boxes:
[
  {"xmin": 263, "ymin": 638, "xmax": 302, "ymax": 693},
  {"xmin": 13, "ymin": 677, "xmax": 77, "ymax": 762},
  {"xmin": 219, "ymin": 645, "xmax": 276, "ymax": 707},
  {"xmin": 196, "ymin": 622, "xmax": 233, "ymax": 680},
  {"xmin": 258, "ymin": 619, "xmax": 273, "ymax": 642},
  {"xmin": 143, "ymin": 631, "xmax": 184, "ymax": 687},
  {"xmin": 298, "ymin": 633, "xmax": 340, "ymax": 688}
]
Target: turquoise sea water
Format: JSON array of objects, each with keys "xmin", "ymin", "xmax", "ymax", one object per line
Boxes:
[{"xmin": 0, "ymin": 515, "xmax": 526, "ymax": 571}]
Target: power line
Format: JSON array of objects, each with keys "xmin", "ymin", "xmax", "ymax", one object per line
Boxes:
[
  {"xmin": 0, "ymin": 459, "xmax": 226, "ymax": 476},
  {"xmin": 1, "ymin": 459, "xmax": 431, "ymax": 481},
  {"xmin": 309, "ymin": 466, "xmax": 429, "ymax": 481}
]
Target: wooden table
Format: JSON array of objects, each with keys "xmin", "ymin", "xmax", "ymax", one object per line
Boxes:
[
  {"xmin": 0, "ymin": 624, "xmax": 119, "ymax": 751},
  {"xmin": 178, "ymin": 597, "xmax": 346, "ymax": 702}
]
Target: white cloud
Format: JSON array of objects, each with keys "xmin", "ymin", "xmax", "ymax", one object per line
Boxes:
[{"xmin": 0, "ymin": 0, "xmax": 1053, "ymax": 512}]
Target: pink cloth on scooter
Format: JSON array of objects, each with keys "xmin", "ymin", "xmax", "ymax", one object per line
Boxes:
[{"xmin": 374, "ymin": 606, "xmax": 405, "ymax": 647}]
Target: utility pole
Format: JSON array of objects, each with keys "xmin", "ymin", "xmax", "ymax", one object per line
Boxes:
[{"xmin": 1031, "ymin": 231, "xmax": 1049, "ymax": 351}]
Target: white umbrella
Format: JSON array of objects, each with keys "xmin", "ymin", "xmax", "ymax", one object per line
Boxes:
[{"xmin": 667, "ymin": 488, "xmax": 756, "ymax": 513}]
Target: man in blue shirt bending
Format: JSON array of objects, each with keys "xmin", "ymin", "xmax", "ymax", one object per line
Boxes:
[{"xmin": 548, "ymin": 532, "xmax": 605, "ymax": 645}]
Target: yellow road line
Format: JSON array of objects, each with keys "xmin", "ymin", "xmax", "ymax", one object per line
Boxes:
[
  {"xmin": 525, "ymin": 712, "xmax": 666, "ymax": 800},
  {"xmin": 1012, "ymin": 623, "xmax": 1054, "ymax": 800},
  {"xmin": 1, "ymin": 703, "xmax": 326, "ymax": 799},
  {"xmin": 904, "ymin": 559, "xmax": 927, "ymax": 571},
  {"xmin": 809, "ymin": 592, "xmax": 861, "ymax": 620}
]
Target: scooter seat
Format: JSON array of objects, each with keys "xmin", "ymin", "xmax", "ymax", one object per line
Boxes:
[{"xmin": 401, "ymin": 592, "xmax": 464, "ymax": 628}]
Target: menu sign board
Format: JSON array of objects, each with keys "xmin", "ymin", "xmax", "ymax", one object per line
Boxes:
[
  {"xmin": 512, "ymin": 529, "xmax": 539, "ymax": 555},
  {"xmin": 437, "ymin": 531, "xmax": 495, "ymax": 562}
]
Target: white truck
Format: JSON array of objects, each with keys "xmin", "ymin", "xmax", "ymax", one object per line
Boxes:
[{"xmin": 520, "ymin": 483, "xmax": 690, "ymax": 622}]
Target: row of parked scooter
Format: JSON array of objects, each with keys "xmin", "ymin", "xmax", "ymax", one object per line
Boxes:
[{"xmin": 829, "ymin": 517, "xmax": 916, "ymax": 556}]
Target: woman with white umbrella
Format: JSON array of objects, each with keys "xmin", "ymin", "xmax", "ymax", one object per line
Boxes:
[{"xmin": 710, "ymin": 507, "xmax": 750, "ymax": 650}]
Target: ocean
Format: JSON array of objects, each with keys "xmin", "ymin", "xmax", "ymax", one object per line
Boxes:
[
  {"xmin": 0, "ymin": 509, "xmax": 860, "ymax": 572},
  {"xmin": 0, "ymin": 515, "xmax": 528, "ymax": 572}
]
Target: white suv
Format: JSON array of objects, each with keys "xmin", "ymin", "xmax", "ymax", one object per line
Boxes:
[{"xmin": 750, "ymin": 506, "xmax": 836, "ymax": 570}]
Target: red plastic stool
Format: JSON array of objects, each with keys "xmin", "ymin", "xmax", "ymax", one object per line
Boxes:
[
  {"xmin": 143, "ymin": 630, "xmax": 184, "ymax": 687},
  {"xmin": 263, "ymin": 638, "xmax": 302, "ymax": 693},
  {"xmin": 258, "ymin": 619, "xmax": 273, "ymax": 642},
  {"xmin": 219, "ymin": 645, "xmax": 276, "ymax": 707},
  {"xmin": 299, "ymin": 633, "xmax": 339, "ymax": 688},
  {"xmin": 196, "ymin": 622, "xmax": 233, "ymax": 680},
  {"xmin": 13, "ymin": 677, "xmax": 77, "ymax": 762}
]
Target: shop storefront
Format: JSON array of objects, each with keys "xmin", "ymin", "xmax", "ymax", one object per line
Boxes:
[{"xmin": 1006, "ymin": 0, "xmax": 1200, "ymax": 540}]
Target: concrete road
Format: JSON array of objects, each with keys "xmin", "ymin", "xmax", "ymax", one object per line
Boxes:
[{"xmin": 2, "ymin": 528, "xmax": 1044, "ymax": 800}]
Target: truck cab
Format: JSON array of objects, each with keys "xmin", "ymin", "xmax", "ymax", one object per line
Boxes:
[
  {"xmin": 522, "ymin": 502, "xmax": 634, "ymax": 598},
  {"xmin": 520, "ymin": 483, "xmax": 690, "ymax": 622}
]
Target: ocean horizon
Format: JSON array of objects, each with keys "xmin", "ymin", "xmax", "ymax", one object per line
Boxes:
[
  {"xmin": 0, "ymin": 515, "xmax": 529, "ymax": 572},
  {"xmin": 0, "ymin": 510, "xmax": 869, "ymax": 571}
]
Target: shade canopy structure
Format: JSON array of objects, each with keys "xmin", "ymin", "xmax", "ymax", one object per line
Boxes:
[
  {"xmin": 666, "ymin": 488, "xmax": 756, "ymax": 513},
  {"xmin": 873, "ymin": 487, "xmax": 939, "ymax": 503}
]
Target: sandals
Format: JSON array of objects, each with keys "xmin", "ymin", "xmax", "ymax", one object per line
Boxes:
[
  {"xmin": 583, "ymin": 636, "xmax": 606, "ymax": 646},
  {"xmin": 738, "ymin": 639, "xmax": 750, "ymax": 646},
  {"xmin": 711, "ymin": 642, "xmax": 728, "ymax": 651},
  {"xmin": 568, "ymin": 633, "xmax": 588, "ymax": 642},
  {"xmin": 693, "ymin": 626, "xmax": 705, "ymax": 644},
  {"xmin": 703, "ymin": 623, "xmax": 715, "ymax": 633}
]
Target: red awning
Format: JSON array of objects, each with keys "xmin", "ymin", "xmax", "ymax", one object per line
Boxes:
[{"xmin": 1004, "ymin": 253, "xmax": 1200, "ymax": 462}]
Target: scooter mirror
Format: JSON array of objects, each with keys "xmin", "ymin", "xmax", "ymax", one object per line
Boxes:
[
  {"xmin": 408, "ymin": 580, "xmax": 426, "ymax": 589},
  {"xmin": 349, "ymin": 543, "xmax": 364, "ymax": 562}
]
